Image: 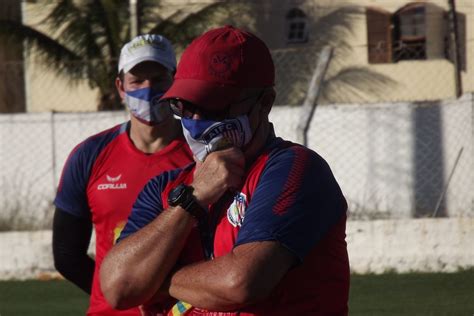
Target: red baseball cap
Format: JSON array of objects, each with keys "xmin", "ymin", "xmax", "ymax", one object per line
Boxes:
[{"xmin": 162, "ymin": 25, "xmax": 274, "ymax": 111}]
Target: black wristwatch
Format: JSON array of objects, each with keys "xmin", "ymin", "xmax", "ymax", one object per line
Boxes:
[{"xmin": 167, "ymin": 184, "xmax": 206, "ymax": 220}]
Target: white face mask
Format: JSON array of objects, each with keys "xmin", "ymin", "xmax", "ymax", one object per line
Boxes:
[
  {"xmin": 181, "ymin": 115, "xmax": 253, "ymax": 162},
  {"xmin": 125, "ymin": 87, "xmax": 171, "ymax": 125}
]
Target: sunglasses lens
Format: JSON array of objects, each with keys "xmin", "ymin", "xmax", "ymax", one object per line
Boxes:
[
  {"xmin": 168, "ymin": 100, "xmax": 183, "ymax": 117},
  {"xmin": 166, "ymin": 99, "xmax": 228, "ymax": 119}
]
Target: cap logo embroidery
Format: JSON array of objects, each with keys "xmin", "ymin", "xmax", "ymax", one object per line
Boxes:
[
  {"xmin": 209, "ymin": 53, "xmax": 231, "ymax": 78},
  {"xmin": 127, "ymin": 38, "xmax": 166, "ymax": 53}
]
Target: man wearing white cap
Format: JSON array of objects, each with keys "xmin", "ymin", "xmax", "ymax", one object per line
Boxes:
[{"xmin": 52, "ymin": 34, "xmax": 193, "ymax": 316}]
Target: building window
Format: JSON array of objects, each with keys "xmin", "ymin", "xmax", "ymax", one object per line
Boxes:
[
  {"xmin": 393, "ymin": 3, "xmax": 426, "ymax": 61},
  {"xmin": 366, "ymin": 3, "xmax": 432, "ymax": 63},
  {"xmin": 286, "ymin": 8, "xmax": 308, "ymax": 44}
]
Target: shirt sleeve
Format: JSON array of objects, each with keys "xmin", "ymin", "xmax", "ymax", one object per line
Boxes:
[
  {"xmin": 54, "ymin": 124, "xmax": 123, "ymax": 219},
  {"xmin": 54, "ymin": 143, "xmax": 93, "ymax": 219},
  {"xmin": 117, "ymin": 177, "xmax": 163, "ymax": 242},
  {"xmin": 118, "ymin": 170, "xmax": 173, "ymax": 242},
  {"xmin": 118, "ymin": 164, "xmax": 194, "ymax": 242},
  {"xmin": 235, "ymin": 145, "xmax": 347, "ymax": 261}
]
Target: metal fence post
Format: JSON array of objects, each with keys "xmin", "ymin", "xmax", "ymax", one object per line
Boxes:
[
  {"xmin": 296, "ymin": 46, "xmax": 333, "ymax": 146},
  {"xmin": 448, "ymin": 0, "xmax": 463, "ymax": 98},
  {"xmin": 51, "ymin": 111, "xmax": 57, "ymax": 192},
  {"xmin": 130, "ymin": 0, "xmax": 138, "ymax": 38},
  {"xmin": 471, "ymin": 93, "xmax": 474, "ymax": 214}
]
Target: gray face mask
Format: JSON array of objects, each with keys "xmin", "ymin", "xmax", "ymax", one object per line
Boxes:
[
  {"xmin": 181, "ymin": 115, "xmax": 253, "ymax": 162},
  {"xmin": 125, "ymin": 87, "xmax": 170, "ymax": 125}
]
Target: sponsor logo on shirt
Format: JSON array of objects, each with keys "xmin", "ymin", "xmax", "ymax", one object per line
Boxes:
[
  {"xmin": 227, "ymin": 192, "xmax": 247, "ymax": 227},
  {"xmin": 106, "ymin": 174, "xmax": 122, "ymax": 182},
  {"xmin": 97, "ymin": 174, "xmax": 127, "ymax": 190}
]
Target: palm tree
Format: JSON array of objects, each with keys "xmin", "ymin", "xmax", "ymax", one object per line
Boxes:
[{"xmin": 0, "ymin": 0, "xmax": 241, "ymax": 111}]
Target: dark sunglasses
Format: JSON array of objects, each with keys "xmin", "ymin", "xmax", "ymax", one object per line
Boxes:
[
  {"xmin": 162, "ymin": 98, "xmax": 227, "ymax": 120},
  {"xmin": 160, "ymin": 91, "xmax": 267, "ymax": 121}
]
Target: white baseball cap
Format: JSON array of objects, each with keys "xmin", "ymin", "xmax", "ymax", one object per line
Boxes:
[{"xmin": 118, "ymin": 34, "xmax": 176, "ymax": 73}]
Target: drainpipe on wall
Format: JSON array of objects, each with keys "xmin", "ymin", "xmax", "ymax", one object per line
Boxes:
[{"xmin": 448, "ymin": 0, "xmax": 463, "ymax": 98}]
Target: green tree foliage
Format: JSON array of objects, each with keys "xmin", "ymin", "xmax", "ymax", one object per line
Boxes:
[{"xmin": 0, "ymin": 0, "xmax": 239, "ymax": 110}]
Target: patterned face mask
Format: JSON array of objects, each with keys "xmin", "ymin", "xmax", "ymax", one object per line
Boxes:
[
  {"xmin": 125, "ymin": 87, "xmax": 171, "ymax": 125},
  {"xmin": 181, "ymin": 115, "xmax": 253, "ymax": 162}
]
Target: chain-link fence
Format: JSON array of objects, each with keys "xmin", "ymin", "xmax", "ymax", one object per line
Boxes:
[
  {"xmin": 0, "ymin": 111, "xmax": 128, "ymax": 230},
  {"xmin": 0, "ymin": 0, "xmax": 472, "ymax": 230},
  {"xmin": 273, "ymin": 94, "xmax": 473, "ymax": 220},
  {"xmin": 1, "ymin": 93, "xmax": 473, "ymax": 230},
  {"xmin": 0, "ymin": 43, "xmax": 465, "ymax": 113}
]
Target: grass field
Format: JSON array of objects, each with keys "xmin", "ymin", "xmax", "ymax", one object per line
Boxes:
[{"xmin": 0, "ymin": 270, "xmax": 473, "ymax": 316}]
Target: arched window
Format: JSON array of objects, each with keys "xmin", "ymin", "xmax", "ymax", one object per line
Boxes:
[
  {"xmin": 393, "ymin": 3, "xmax": 427, "ymax": 61},
  {"xmin": 286, "ymin": 8, "xmax": 308, "ymax": 44}
]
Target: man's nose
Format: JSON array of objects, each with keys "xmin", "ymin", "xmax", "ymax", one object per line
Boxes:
[
  {"xmin": 142, "ymin": 79, "xmax": 154, "ymax": 88},
  {"xmin": 192, "ymin": 112, "xmax": 202, "ymax": 120}
]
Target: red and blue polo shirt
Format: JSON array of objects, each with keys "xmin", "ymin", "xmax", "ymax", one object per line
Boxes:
[
  {"xmin": 120, "ymin": 137, "xmax": 349, "ymax": 315},
  {"xmin": 54, "ymin": 122, "xmax": 193, "ymax": 316}
]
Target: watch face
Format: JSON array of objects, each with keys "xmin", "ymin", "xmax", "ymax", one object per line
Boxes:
[{"xmin": 168, "ymin": 184, "xmax": 186, "ymax": 206}]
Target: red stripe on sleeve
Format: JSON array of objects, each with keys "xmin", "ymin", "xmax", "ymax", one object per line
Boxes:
[{"xmin": 272, "ymin": 146, "xmax": 309, "ymax": 215}]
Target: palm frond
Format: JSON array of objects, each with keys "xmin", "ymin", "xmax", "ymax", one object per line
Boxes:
[
  {"xmin": 321, "ymin": 67, "xmax": 398, "ymax": 103},
  {"xmin": 94, "ymin": 0, "xmax": 128, "ymax": 59},
  {"xmin": 148, "ymin": 2, "xmax": 236, "ymax": 52},
  {"xmin": 43, "ymin": 0, "xmax": 82, "ymax": 32},
  {"xmin": 44, "ymin": 0, "xmax": 128, "ymax": 91},
  {"xmin": 311, "ymin": 6, "xmax": 363, "ymax": 55},
  {"xmin": 0, "ymin": 19, "xmax": 85, "ymax": 81}
]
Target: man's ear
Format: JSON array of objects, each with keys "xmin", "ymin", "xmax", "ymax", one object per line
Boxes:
[
  {"xmin": 260, "ymin": 88, "xmax": 276, "ymax": 117},
  {"xmin": 115, "ymin": 77, "xmax": 125, "ymax": 100}
]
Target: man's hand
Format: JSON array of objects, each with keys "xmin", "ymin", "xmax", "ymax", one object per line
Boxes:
[{"xmin": 192, "ymin": 147, "xmax": 245, "ymax": 206}]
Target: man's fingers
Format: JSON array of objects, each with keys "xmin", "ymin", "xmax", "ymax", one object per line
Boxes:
[
  {"xmin": 209, "ymin": 147, "xmax": 245, "ymax": 165},
  {"xmin": 192, "ymin": 146, "xmax": 246, "ymax": 205}
]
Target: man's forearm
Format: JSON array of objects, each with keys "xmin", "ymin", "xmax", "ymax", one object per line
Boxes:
[
  {"xmin": 100, "ymin": 206, "xmax": 196, "ymax": 310},
  {"xmin": 167, "ymin": 241, "xmax": 296, "ymax": 311},
  {"xmin": 167, "ymin": 255, "xmax": 247, "ymax": 311},
  {"xmin": 52, "ymin": 208, "xmax": 94, "ymax": 294}
]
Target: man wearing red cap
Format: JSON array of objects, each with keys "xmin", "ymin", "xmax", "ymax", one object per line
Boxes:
[
  {"xmin": 52, "ymin": 34, "xmax": 193, "ymax": 316},
  {"xmin": 101, "ymin": 26, "xmax": 350, "ymax": 315}
]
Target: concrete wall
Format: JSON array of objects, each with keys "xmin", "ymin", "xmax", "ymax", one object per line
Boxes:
[
  {"xmin": 1, "ymin": 218, "xmax": 473, "ymax": 280},
  {"xmin": 271, "ymin": 93, "xmax": 474, "ymax": 218},
  {"xmin": 1, "ymin": 95, "xmax": 474, "ymax": 279},
  {"xmin": 0, "ymin": 111, "xmax": 129, "ymax": 230},
  {"xmin": 1, "ymin": 94, "xmax": 473, "ymax": 231},
  {"xmin": 346, "ymin": 218, "xmax": 474, "ymax": 274}
]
